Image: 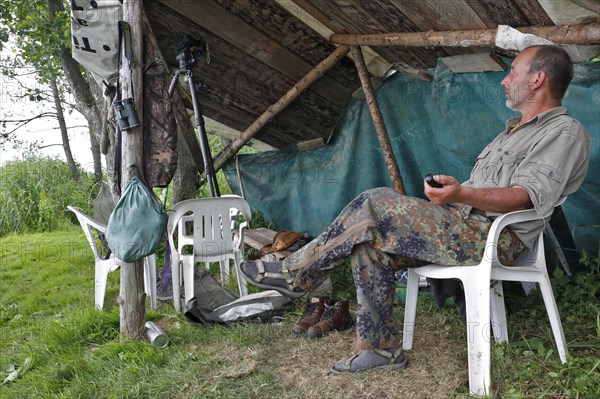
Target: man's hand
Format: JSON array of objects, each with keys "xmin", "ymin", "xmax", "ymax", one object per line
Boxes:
[
  {"xmin": 424, "ymin": 175, "xmax": 461, "ymax": 205},
  {"xmin": 424, "ymin": 174, "xmax": 533, "ymax": 213}
]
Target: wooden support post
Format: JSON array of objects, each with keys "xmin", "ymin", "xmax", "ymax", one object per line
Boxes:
[
  {"xmin": 330, "ymin": 23, "xmax": 600, "ymax": 47},
  {"xmin": 119, "ymin": 0, "xmax": 146, "ymax": 340},
  {"xmin": 209, "ymin": 45, "xmax": 351, "ymax": 177},
  {"xmin": 350, "ymin": 46, "xmax": 405, "ymax": 195}
]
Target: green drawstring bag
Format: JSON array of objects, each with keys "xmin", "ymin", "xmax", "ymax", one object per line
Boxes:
[{"xmin": 106, "ymin": 177, "xmax": 167, "ymax": 263}]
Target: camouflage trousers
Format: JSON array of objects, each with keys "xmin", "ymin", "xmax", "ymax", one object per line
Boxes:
[{"xmin": 283, "ymin": 187, "xmax": 525, "ymax": 350}]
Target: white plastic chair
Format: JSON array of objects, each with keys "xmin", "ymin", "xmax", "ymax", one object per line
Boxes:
[
  {"xmin": 166, "ymin": 196, "xmax": 252, "ymax": 312},
  {"xmin": 67, "ymin": 206, "xmax": 157, "ymax": 310},
  {"xmin": 402, "ymin": 199, "xmax": 568, "ymax": 397}
]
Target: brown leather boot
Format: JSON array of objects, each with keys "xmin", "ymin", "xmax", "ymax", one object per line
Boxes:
[
  {"xmin": 292, "ymin": 297, "xmax": 327, "ymax": 334},
  {"xmin": 307, "ymin": 299, "xmax": 353, "ymax": 338}
]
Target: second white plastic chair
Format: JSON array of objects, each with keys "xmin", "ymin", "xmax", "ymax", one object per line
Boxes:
[{"xmin": 167, "ymin": 196, "xmax": 252, "ymax": 312}]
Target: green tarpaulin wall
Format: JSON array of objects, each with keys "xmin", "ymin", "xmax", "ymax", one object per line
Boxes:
[{"xmin": 224, "ymin": 58, "xmax": 600, "ymax": 257}]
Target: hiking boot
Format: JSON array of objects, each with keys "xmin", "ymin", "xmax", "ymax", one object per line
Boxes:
[
  {"xmin": 307, "ymin": 299, "xmax": 353, "ymax": 338},
  {"xmin": 292, "ymin": 297, "xmax": 327, "ymax": 334}
]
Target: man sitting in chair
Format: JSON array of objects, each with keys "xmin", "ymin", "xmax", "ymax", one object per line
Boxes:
[{"xmin": 239, "ymin": 45, "xmax": 591, "ymax": 374}]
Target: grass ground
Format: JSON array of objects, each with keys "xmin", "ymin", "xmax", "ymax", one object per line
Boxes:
[{"xmin": 1, "ymin": 228, "xmax": 598, "ymax": 398}]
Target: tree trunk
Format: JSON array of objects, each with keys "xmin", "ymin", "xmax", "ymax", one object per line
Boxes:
[
  {"xmin": 89, "ymin": 127, "xmax": 103, "ymax": 183},
  {"xmin": 50, "ymin": 78, "xmax": 79, "ymax": 181}
]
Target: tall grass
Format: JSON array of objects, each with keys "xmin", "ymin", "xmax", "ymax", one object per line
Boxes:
[{"xmin": 0, "ymin": 155, "xmax": 95, "ymax": 237}]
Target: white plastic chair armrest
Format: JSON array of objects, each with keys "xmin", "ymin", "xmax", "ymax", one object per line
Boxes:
[
  {"xmin": 67, "ymin": 206, "xmax": 108, "ymax": 233},
  {"xmin": 483, "ymin": 207, "xmax": 551, "ymax": 266}
]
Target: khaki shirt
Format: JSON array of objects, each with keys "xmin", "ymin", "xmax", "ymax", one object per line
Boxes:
[{"xmin": 462, "ymin": 107, "xmax": 591, "ymax": 248}]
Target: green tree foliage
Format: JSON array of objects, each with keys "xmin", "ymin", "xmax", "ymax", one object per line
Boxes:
[
  {"xmin": 0, "ymin": 154, "xmax": 95, "ymax": 236},
  {"xmin": 0, "ymin": 0, "xmax": 69, "ymax": 82}
]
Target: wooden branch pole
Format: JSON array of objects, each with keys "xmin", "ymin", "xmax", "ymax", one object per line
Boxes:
[
  {"xmin": 330, "ymin": 23, "xmax": 600, "ymax": 47},
  {"xmin": 210, "ymin": 45, "xmax": 351, "ymax": 176},
  {"xmin": 350, "ymin": 46, "xmax": 405, "ymax": 195},
  {"xmin": 119, "ymin": 0, "xmax": 146, "ymax": 339}
]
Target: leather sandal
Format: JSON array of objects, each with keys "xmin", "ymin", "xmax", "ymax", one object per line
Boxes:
[
  {"xmin": 329, "ymin": 348, "xmax": 408, "ymax": 375},
  {"xmin": 237, "ymin": 260, "xmax": 305, "ymax": 298}
]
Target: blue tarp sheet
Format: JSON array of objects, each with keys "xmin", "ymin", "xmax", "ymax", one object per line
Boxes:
[{"xmin": 224, "ymin": 58, "xmax": 600, "ymax": 255}]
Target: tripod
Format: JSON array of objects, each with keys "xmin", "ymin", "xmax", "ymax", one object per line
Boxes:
[{"xmin": 168, "ymin": 40, "xmax": 220, "ymax": 197}]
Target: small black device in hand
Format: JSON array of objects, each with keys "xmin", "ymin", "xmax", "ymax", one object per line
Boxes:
[{"xmin": 425, "ymin": 174, "xmax": 443, "ymax": 188}]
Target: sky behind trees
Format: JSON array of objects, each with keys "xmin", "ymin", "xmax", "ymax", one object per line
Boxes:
[{"xmin": 0, "ymin": 43, "xmax": 96, "ymax": 170}]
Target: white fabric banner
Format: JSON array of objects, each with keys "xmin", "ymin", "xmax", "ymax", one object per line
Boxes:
[{"xmin": 70, "ymin": 0, "xmax": 122, "ymax": 86}]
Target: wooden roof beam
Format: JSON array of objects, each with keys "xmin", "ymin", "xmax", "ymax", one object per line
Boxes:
[{"xmin": 329, "ymin": 23, "xmax": 600, "ymax": 47}]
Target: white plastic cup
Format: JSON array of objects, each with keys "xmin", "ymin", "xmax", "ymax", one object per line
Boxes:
[{"xmin": 145, "ymin": 321, "xmax": 169, "ymax": 348}]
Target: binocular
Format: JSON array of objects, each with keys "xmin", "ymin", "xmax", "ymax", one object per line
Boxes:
[{"xmin": 114, "ymin": 98, "xmax": 141, "ymax": 131}]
